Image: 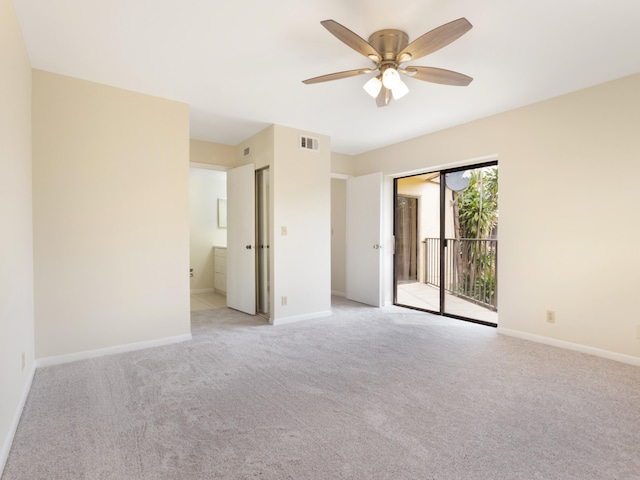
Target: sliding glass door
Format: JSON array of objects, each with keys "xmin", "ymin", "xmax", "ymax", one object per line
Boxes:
[
  {"xmin": 394, "ymin": 162, "xmax": 498, "ymax": 326},
  {"xmin": 442, "ymin": 164, "xmax": 498, "ymax": 324}
]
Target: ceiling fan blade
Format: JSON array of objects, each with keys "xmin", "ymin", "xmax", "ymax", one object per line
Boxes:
[
  {"xmin": 321, "ymin": 20, "xmax": 381, "ymax": 62},
  {"xmin": 376, "ymin": 86, "xmax": 392, "ymax": 107},
  {"xmin": 405, "ymin": 66, "xmax": 473, "ymax": 86},
  {"xmin": 302, "ymin": 68, "xmax": 373, "ymax": 84},
  {"xmin": 398, "ymin": 17, "xmax": 472, "ymax": 62}
]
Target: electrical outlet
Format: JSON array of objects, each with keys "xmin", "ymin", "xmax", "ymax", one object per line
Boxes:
[
  {"xmin": 21, "ymin": 352, "xmax": 25, "ymax": 371},
  {"xmin": 281, "ymin": 296, "xmax": 287, "ymax": 306},
  {"xmin": 546, "ymin": 310, "xmax": 556, "ymax": 323}
]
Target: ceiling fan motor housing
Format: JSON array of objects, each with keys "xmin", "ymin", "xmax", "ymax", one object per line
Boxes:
[{"xmin": 368, "ymin": 29, "xmax": 409, "ymax": 62}]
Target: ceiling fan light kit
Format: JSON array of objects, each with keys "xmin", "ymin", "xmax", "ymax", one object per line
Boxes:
[
  {"xmin": 363, "ymin": 76, "xmax": 382, "ymax": 97},
  {"xmin": 382, "ymin": 67, "xmax": 401, "ymax": 89},
  {"xmin": 391, "ymin": 78, "xmax": 409, "ymax": 100},
  {"xmin": 302, "ymin": 17, "xmax": 474, "ymax": 107}
]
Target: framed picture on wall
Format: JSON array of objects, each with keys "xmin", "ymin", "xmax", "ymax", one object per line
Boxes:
[{"xmin": 218, "ymin": 198, "xmax": 227, "ymax": 228}]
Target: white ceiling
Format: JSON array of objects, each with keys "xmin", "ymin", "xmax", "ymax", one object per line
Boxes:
[{"xmin": 13, "ymin": 0, "xmax": 640, "ymax": 155}]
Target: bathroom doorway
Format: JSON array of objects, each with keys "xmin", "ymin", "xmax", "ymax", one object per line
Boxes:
[{"xmin": 189, "ymin": 165, "xmax": 227, "ymax": 311}]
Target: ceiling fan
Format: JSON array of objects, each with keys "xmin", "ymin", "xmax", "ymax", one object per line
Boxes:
[{"xmin": 302, "ymin": 18, "xmax": 473, "ymax": 107}]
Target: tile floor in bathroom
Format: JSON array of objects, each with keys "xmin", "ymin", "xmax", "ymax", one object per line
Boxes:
[{"xmin": 190, "ymin": 292, "xmax": 227, "ymax": 311}]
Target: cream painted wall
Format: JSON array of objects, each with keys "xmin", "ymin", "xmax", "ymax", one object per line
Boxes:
[
  {"xmin": 190, "ymin": 139, "xmax": 235, "ymax": 167},
  {"xmin": 331, "ymin": 152, "xmax": 356, "ymax": 176},
  {"xmin": 0, "ymin": 0, "xmax": 35, "ymax": 469},
  {"xmin": 32, "ymin": 70, "xmax": 191, "ymax": 359},
  {"xmin": 331, "ymin": 178, "xmax": 347, "ymax": 296},
  {"xmin": 236, "ymin": 125, "xmax": 274, "ymax": 169},
  {"xmin": 189, "ymin": 168, "xmax": 227, "ymax": 291},
  {"xmin": 233, "ymin": 125, "xmax": 331, "ymax": 323},
  {"xmin": 355, "ymin": 74, "xmax": 640, "ymax": 360},
  {"xmin": 272, "ymin": 125, "xmax": 332, "ymax": 322}
]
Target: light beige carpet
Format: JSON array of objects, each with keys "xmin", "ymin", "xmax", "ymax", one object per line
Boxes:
[{"xmin": 3, "ymin": 297, "xmax": 640, "ymax": 479}]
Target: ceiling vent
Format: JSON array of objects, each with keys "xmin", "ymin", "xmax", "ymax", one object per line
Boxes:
[{"xmin": 300, "ymin": 135, "xmax": 319, "ymax": 152}]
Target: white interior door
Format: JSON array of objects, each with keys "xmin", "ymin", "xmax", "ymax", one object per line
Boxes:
[
  {"xmin": 346, "ymin": 172, "xmax": 383, "ymax": 306},
  {"xmin": 226, "ymin": 163, "xmax": 256, "ymax": 314}
]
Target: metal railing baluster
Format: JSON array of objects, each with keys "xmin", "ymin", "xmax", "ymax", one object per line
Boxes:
[{"xmin": 423, "ymin": 237, "xmax": 497, "ymax": 311}]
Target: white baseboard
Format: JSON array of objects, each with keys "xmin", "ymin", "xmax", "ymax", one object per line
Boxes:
[
  {"xmin": 36, "ymin": 334, "xmax": 193, "ymax": 368},
  {"xmin": 190, "ymin": 288, "xmax": 215, "ymax": 294},
  {"xmin": 331, "ymin": 290, "xmax": 346, "ymax": 297},
  {"xmin": 271, "ymin": 310, "xmax": 333, "ymax": 326},
  {"xmin": 497, "ymin": 327, "xmax": 640, "ymax": 367},
  {"xmin": 1, "ymin": 362, "xmax": 36, "ymax": 476}
]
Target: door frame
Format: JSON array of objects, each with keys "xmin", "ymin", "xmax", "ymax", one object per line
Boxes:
[{"xmin": 255, "ymin": 166, "xmax": 271, "ymax": 319}]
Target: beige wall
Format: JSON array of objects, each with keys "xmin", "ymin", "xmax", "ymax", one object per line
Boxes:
[
  {"xmin": 272, "ymin": 125, "xmax": 332, "ymax": 322},
  {"xmin": 233, "ymin": 125, "xmax": 331, "ymax": 323},
  {"xmin": 190, "ymin": 139, "xmax": 235, "ymax": 167},
  {"xmin": 236, "ymin": 125, "xmax": 274, "ymax": 169},
  {"xmin": 355, "ymin": 74, "xmax": 640, "ymax": 360},
  {"xmin": 331, "ymin": 152, "xmax": 356, "ymax": 176},
  {"xmin": 32, "ymin": 70, "xmax": 191, "ymax": 359},
  {"xmin": 189, "ymin": 168, "xmax": 227, "ymax": 291},
  {"xmin": 0, "ymin": 0, "xmax": 35, "ymax": 468}
]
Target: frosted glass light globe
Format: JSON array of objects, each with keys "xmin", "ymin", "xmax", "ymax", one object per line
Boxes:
[
  {"xmin": 363, "ymin": 76, "xmax": 382, "ymax": 98},
  {"xmin": 382, "ymin": 68, "xmax": 401, "ymax": 89},
  {"xmin": 392, "ymin": 79, "xmax": 409, "ymax": 100}
]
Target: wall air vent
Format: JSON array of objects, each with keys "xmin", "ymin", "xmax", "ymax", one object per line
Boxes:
[
  {"xmin": 299, "ymin": 135, "xmax": 320, "ymax": 152},
  {"xmin": 243, "ymin": 147, "xmax": 251, "ymax": 157}
]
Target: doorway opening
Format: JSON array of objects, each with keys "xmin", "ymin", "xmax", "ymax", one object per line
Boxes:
[
  {"xmin": 393, "ymin": 162, "xmax": 498, "ymax": 326},
  {"xmin": 256, "ymin": 167, "xmax": 270, "ymax": 318},
  {"xmin": 188, "ymin": 165, "xmax": 228, "ymax": 312}
]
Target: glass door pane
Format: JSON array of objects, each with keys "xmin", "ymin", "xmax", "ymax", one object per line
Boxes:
[
  {"xmin": 396, "ymin": 195, "xmax": 418, "ymax": 283},
  {"xmin": 394, "ymin": 173, "xmax": 441, "ymax": 312},
  {"xmin": 442, "ymin": 164, "xmax": 498, "ymax": 325}
]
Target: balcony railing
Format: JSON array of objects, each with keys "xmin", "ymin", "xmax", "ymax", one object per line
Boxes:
[{"xmin": 423, "ymin": 238, "xmax": 498, "ymax": 311}]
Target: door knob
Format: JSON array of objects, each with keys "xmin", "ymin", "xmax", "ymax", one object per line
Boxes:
[
  {"xmin": 373, "ymin": 244, "xmax": 382, "ymax": 249},
  {"xmin": 245, "ymin": 245, "xmax": 253, "ymax": 250}
]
